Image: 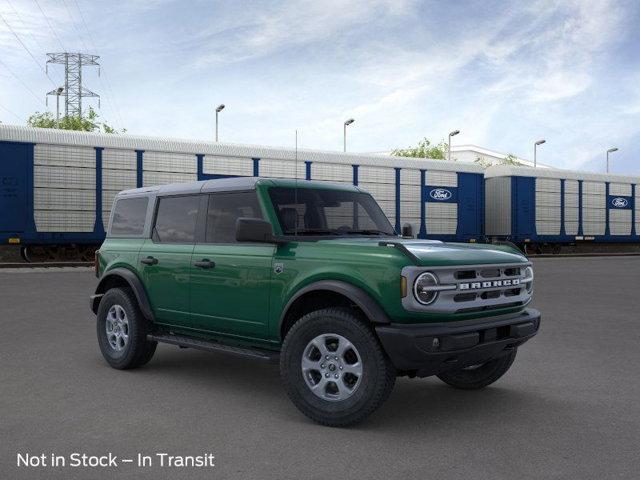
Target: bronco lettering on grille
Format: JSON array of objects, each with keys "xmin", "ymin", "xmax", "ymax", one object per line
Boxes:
[{"xmin": 458, "ymin": 278, "xmax": 520, "ymax": 290}]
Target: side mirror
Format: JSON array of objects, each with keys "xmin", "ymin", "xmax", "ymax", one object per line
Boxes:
[
  {"xmin": 401, "ymin": 223, "xmax": 413, "ymax": 238},
  {"xmin": 236, "ymin": 218, "xmax": 274, "ymax": 243}
]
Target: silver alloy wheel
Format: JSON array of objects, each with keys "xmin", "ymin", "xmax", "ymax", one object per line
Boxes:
[
  {"xmin": 105, "ymin": 304, "xmax": 129, "ymax": 352},
  {"xmin": 301, "ymin": 333, "xmax": 363, "ymax": 402}
]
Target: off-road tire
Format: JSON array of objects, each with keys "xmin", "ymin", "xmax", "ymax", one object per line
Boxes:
[
  {"xmin": 97, "ymin": 287, "xmax": 157, "ymax": 370},
  {"xmin": 436, "ymin": 348, "xmax": 517, "ymax": 390},
  {"xmin": 280, "ymin": 307, "xmax": 396, "ymax": 427}
]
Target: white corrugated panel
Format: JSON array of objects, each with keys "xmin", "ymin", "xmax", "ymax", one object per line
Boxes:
[
  {"xmin": 143, "ymin": 171, "xmax": 196, "ymax": 187},
  {"xmin": 565, "ymin": 222, "xmax": 579, "ymax": 235},
  {"xmin": 610, "ymin": 209, "xmax": 631, "ymax": 235},
  {"xmin": 34, "ymin": 210, "xmax": 95, "ymax": 232},
  {"xmin": 565, "ymin": 180, "xmax": 579, "ymax": 193},
  {"xmin": 33, "ymin": 144, "xmax": 96, "ymax": 232},
  {"xmin": 34, "ymin": 144, "xmax": 95, "ymax": 168},
  {"xmin": 34, "ymin": 188, "xmax": 95, "ymax": 211},
  {"xmin": 535, "ymin": 178, "xmax": 560, "ymax": 235},
  {"xmin": 564, "ymin": 180, "xmax": 580, "ymax": 235},
  {"xmin": 536, "ymin": 178, "xmax": 560, "ymax": 192},
  {"xmin": 609, "ymin": 183, "xmax": 632, "ymax": 196},
  {"xmin": 399, "ymin": 170, "xmax": 421, "ymax": 230},
  {"xmin": 564, "ymin": 207, "xmax": 579, "ymax": 235},
  {"xmin": 312, "ymin": 163, "xmax": 353, "ymax": 183},
  {"xmin": 426, "ymin": 203, "xmax": 457, "ymax": 234},
  {"xmin": 358, "ymin": 166, "xmax": 395, "ymax": 184},
  {"xmin": 1, "ymin": 124, "xmax": 485, "ymax": 174},
  {"xmin": 259, "ymin": 158, "xmax": 305, "ymax": 179},
  {"xmin": 103, "ymin": 148, "xmax": 136, "ymax": 170},
  {"xmin": 400, "ymin": 169, "xmax": 421, "ymax": 185},
  {"xmin": 485, "ymin": 164, "xmax": 640, "ymax": 185},
  {"xmin": 144, "ymin": 151, "xmax": 197, "ymax": 173},
  {"xmin": 103, "ymin": 169, "xmax": 136, "ymax": 191},
  {"xmin": 583, "ymin": 181, "xmax": 605, "ymax": 195},
  {"xmin": 484, "ymin": 177, "xmax": 511, "ymax": 236},
  {"xmin": 581, "ymin": 181, "xmax": 606, "ymax": 235},
  {"xmin": 426, "ymin": 170, "xmax": 457, "ymax": 187},
  {"xmin": 203, "ymin": 155, "xmax": 253, "ymax": 176},
  {"xmin": 358, "ymin": 182, "xmax": 395, "ymax": 200}
]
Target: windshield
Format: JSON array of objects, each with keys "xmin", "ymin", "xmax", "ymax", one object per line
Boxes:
[{"xmin": 268, "ymin": 187, "xmax": 396, "ymax": 236}]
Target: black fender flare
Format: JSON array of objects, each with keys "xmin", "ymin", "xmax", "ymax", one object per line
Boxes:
[
  {"xmin": 279, "ymin": 280, "xmax": 391, "ymax": 333},
  {"xmin": 91, "ymin": 268, "xmax": 155, "ymax": 322}
]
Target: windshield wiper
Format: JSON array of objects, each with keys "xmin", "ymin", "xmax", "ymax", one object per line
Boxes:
[
  {"xmin": 345, "ymin": 229, "xmax": 393, "ymax": 236},
  {"xmin": 286, "ymin": 228, "xmax": 341, "ymax": 236}
]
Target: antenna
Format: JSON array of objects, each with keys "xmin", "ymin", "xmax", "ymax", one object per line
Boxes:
[{"xmin": 294, "ymin": 129, "xmax": 298, "ymax": 237}]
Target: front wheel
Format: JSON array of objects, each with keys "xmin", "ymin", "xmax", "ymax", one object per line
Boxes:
[
  {"xmin": 280, "ymin": 308, "xmax": 396, "ymax": 427},
  {"xmin": 436, "ymin": 348, "xmax": 517, "ymax": 390}
]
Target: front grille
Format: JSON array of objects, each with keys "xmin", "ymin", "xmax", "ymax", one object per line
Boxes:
[{"xmin": 402, "ymin": 263, "xmax": 533, "ymax": 314}]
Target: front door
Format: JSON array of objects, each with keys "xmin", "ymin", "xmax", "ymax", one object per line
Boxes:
[
  {"xmin": 139, "ymin": 194, "xmax": 202, "ymax": 327},
  {"xmin": 190, "ymin": 191, "xmax": 274, "ymax": 338}
]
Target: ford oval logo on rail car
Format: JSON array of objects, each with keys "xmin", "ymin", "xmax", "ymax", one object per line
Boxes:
[
  {"xmin": 429, "ymin": 188, "xmax": 452, "ymax": 201},
  {"xmin": 612, "ymin": 197, "xmax": 629, "ymax": 208}
]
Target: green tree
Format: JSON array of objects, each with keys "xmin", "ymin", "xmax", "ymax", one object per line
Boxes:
[
  {"xmin": 474, "ymin": 153, "xmax": 523, "ymax": 169},
  {"xmin": 27, "ymin": 107, "xmax": 124, "ymax": 133},
  {"xmin": 391, "ymin": 138, "xmax": 449, "ymax": 160}
]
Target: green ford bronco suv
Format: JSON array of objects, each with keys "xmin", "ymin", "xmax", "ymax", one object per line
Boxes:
[{"xmin": 91, "ymin": 177, "xmax": 540, "ymax": 426}]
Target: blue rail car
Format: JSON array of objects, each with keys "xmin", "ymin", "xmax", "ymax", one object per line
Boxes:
[
  {"xmin": 0, "ymin": 125, "xmax": 485, "ymax": 260},
  {"xmin": 485, "ymin": 165, "xmax": 639, "ymax": 253}
]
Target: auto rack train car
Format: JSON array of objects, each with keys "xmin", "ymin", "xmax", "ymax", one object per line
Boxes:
[
  {"xmin": 485, "ymin": 165, "xmax": 640, "ymax": 254},
  {"xmin": 0, "ymin": 125, "xmax": 484, "ymax": 261}
]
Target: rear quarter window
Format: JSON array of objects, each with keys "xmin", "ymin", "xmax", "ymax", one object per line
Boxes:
[{"xmin": 109, "ymin": 197, "xmax": 149, "ymax": 236}]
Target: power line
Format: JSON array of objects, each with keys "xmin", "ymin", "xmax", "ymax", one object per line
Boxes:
[
  {"xmin": 0, "ymin": 103, "xmax": 24, "ymax": 122},
  {"xmin": 0, "ymin": 57, "xmax": 46, "ymax": 105},
  {"xmin": 33, "ymin": 0, "xmax": 66, "ymax": 52},
  {"xmin": 5, "ymin": 0, "xmax": 65, "ymax": 86},
  {"xmin": 0, "ymin": 12, "xmax": 57, "ymax": 88},
  {"xmin": 69, "ymin": 0, "xmax": 125, "ymax": 128},
  {"xmin": 60, "ymin": 0, "xmax": 90, "ymax": 52}
]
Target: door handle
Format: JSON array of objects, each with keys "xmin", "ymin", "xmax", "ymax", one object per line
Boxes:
[
  {"xmin": 194, "ymin": 259, "xmax": 215, "ymax": 269},
  {"xmin": 140, "ymin": 256, "xmax": 158, "ymax": 265}
]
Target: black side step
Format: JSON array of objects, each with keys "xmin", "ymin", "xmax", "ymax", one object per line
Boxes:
[{"xmin": 148, "ymin": 333, "xmax": 279, "ymax": 363}]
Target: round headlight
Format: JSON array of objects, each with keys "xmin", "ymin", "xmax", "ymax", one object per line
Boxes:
[
  {"xmin": 523, "ymin": 266, "xmax": 534, "ymax": 293},
  {"xmin": 414, "ymin": 272, "xmax": 439, "ymax": 305}
]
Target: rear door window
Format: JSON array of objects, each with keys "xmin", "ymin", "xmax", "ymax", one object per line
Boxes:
[
  {"xmin": 153, "ymin": 195, "xmax": 200, "ymax": 244},
  {"xmin": 205, "ymin": 192, "xmax": 263, "ymax": 243},
  {"xmin": 110, "ymin": 197, "xmax": 148, "ymax": 236}
]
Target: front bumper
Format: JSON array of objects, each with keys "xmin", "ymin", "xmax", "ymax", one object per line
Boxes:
[{"xmin": 375, "ymin": 308, "xmax": 541, "ymax": 377}]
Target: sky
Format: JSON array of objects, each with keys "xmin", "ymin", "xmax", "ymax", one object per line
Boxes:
[{"xmin": 1, "ymin": 0, "xmax": 639, "ymax": 174}]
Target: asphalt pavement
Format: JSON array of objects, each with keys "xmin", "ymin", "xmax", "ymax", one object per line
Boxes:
[{"xmin": 1, "ymin": 257, "xmax": 639, "ymax": 479}]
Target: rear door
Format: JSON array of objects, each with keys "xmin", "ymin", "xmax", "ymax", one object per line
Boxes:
[
  {"xmin": 139, "ymin": 194, "xmax": 202, "ymax": 327},
  {"xmin": 190, "ymin": 191, "xmax": 274, "ymax": 338},
  {"xmin": 0, "ymin": 142, "xmax": 29, "ymax": 233}
]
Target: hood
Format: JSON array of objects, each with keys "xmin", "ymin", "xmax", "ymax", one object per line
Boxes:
[
  {"xmin": 396, "ymin": 240, "xmax": 528, "ymax": 266},
  {"xmin": 315, "ymin": 237, "xmax": 528, "ymax": 266}
]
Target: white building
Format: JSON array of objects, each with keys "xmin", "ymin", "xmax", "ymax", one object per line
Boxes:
[
  {"xmin": 450, "ymin": 145, "xmax": 552, "ymax": 169},
  {"xmin": 369, "ymin": 145, "xmax": 553, "ymax": 169}
]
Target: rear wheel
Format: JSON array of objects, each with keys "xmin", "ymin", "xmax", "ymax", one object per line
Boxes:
[
  {"xmin": 96, "ymin": 287, "xmax": 157, "ymax": 369},
  {"xmin": 280, "ymin": 308, "xmax": 396, "ymax": 427},
  {"xmin": 436, "ymin": 349, "xmax": 517, "ymax": 390}
]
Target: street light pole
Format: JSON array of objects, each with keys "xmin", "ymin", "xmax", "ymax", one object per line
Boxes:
[
  {"xmin": 606, "ymin": 147, "xmax": 618, "ymax": 173},
  {"xmin": 215, "ymin": 104, "xmax": 225, "ymax": 142},
  {"xmin": 534, "ymin": 139, "xmax": 546, "ymax": 167},
  {"xmin": 55, "ymin": 87, "xmax": 64, "ymax": 127},
  {"xmin": 343, "ymin": 118, "xmax": 355, "ymax": 152},
  {"xmin": 448, "ymin": 130, "xmax": 460, "ymax": 161}
]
